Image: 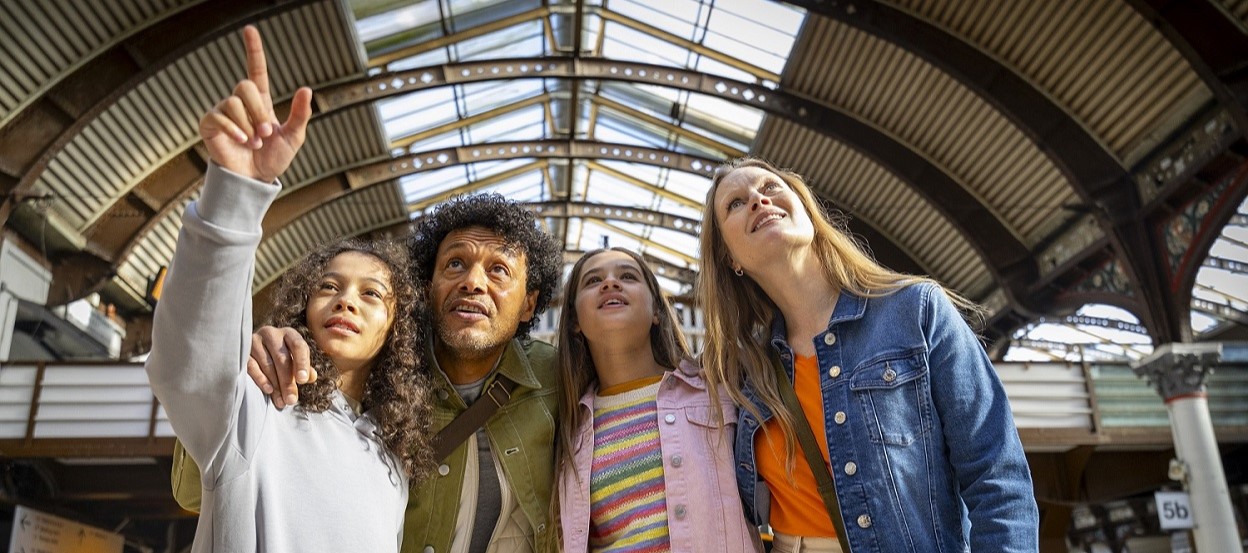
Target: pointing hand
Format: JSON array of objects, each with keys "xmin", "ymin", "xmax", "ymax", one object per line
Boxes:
[{"xmin": 198, "ymin": 25, "xmax": 313, "ymax": 183}]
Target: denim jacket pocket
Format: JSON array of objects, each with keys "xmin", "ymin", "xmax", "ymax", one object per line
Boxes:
[{"xmin": 849, "ymin": 349, "xmax": 933, "ymax": 446}]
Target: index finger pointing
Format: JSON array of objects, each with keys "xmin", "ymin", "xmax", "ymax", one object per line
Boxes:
[{"xmin": 242, "ymin": 25, "xmax": 270, "ymax": 97}]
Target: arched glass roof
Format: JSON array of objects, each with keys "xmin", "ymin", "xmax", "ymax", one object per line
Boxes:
[{"xmin": 353, "ymin": 0, "xmax": 806, "ymax": 296}]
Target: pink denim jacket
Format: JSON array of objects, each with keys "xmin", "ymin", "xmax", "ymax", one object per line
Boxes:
[{"xmin": 558, "ymin": 359, "xmax": 762, "ymax": 552}]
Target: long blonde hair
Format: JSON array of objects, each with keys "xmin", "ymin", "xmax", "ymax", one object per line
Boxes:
[{"xmin": 696, "ymin": 157, "xmax": 973, "ymax": 473}]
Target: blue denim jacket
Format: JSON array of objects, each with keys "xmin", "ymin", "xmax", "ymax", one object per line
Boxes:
[{"xmin": 734, "ymin": 283, "xmax": 1038, "ymax": 552}]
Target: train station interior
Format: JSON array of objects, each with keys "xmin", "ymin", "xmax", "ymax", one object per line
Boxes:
[{"xmin": 1, "ymin": 0, "xmax": 1247, "ymax": 551}]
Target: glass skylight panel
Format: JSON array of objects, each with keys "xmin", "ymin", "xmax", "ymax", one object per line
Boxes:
[
  {"xmin": 468, "ymin": 105, "xmax": 547, "ymax": 143},
  {"xmin": 447, "ymin": 0, "xmax": 540, "ymax": 23},
  {"xmin": 593, "ymin": 117, "xmax": 670, "ymax": 150},
  {"xmin": 400, "ymin": 165, "xmax": 476, "ymax": 204},
  {"xmin": 379, "ymin": 88, "xmax": 459, "ymax": 140},
  {"xmin": 663, "ymin": 167, "xmax": 713, "ymax": 200},
  {"xmin": 461, "ymin": 80, "xmax": 547, "ymax": 114},
  {"xmin": 454, "ymin": 20, "xmax": 547, "ymax": 61},
  {"xmin": 703, "ymin": 5, "xmax": 801, "ymax": 74},
  {"xmin": 485, "ymin": 170, "xmax": 546, "ymax": 201},
  {"xmin": 582, "ymin": 173, "xmax": 655, "ymax": 207},
  {"xmin": 673, "ymin": 135, "xmax": 737, "ymax": 160},
  {"xmin": 388, "ymin": 48, "xmax": 452, "ymax": 72},
  {"xmin": 356, "ymin": 2, "xmax": 444, "ymax": 44},
  {"xmin": 684, "ymin": 93, "xmax": 763, "ymax": 141},
  {"xmin": 601, "ymin": 23, "xmax": 692, "ymax": 69},
  {"xmin": 609, "ymin": 0, "xmax": 702, "ymax": 40},
  {"xmin": 654, "ymin": 197, "xmax": 706, "ymax": 222},
  {"xmin": 1191, "ymin": 312, "xmax": 1218, "ymax": 333},
  {"xmin": 640, "ymin": 224, "xmax": 698, "ymax": 257},
  {"xmin": 416, "ymin": 131, "xmax": 472, "ymax": 152},
  {"xmin": 575, "ymin": 220, "xmax": 644, "ymax": 254},
  {"xmin": 599, "ymin": 159, "xmax": 660, "ymax": 183},
  {"xmin": 635, "ymin": 242, "xmax": 692, "ymax": 271}
]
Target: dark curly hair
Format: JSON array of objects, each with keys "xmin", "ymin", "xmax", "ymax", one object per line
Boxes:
[
  {"xmin": 265, "ymin": 237, "xmax": 433, "ymax": 481},
  {"xmin": 408, "ymin": 193, "xmax": 561, "ymax": 340}
]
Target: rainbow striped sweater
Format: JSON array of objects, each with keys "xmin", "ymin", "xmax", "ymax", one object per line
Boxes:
[{"xmin": 588, "ymin": 380, "xmax": 671, "ymax": 552}]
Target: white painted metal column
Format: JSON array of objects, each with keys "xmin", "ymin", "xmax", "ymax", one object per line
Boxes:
[{"xmin": 1133, "ymin": 343, "xmax": 1240, "ymax": 553}]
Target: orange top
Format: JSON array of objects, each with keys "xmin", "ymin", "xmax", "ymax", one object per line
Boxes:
[{"xmin": 754, "ymin": 354, "xmax": 836, "ymax": 537}]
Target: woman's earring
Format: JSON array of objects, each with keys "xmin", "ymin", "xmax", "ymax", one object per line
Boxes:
[{"xmin": 733, "ymin": 266, "xmax": 744, "ymax": 277}]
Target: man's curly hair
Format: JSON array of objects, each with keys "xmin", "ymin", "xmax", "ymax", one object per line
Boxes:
[
  {"xmin": 409, "ymin": 193, "xmax": 561, "ymax": 340},
  {"xmin": 265, "ymin": 237, "xmax": 433, "ymax": 481}
]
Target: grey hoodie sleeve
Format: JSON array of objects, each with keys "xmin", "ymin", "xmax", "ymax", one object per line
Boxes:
[{"xmin": 145, "ymin": 162, "xmax": 280, "ymax": 479}]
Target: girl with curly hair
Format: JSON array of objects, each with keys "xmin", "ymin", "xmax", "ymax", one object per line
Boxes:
[
  {"xmin": 552, "ymin": 248, "xmax": 760, "ymax": 552},
  {"xmin": 144, "ymin": 26, "xmax": 431, "ymax": 553}
]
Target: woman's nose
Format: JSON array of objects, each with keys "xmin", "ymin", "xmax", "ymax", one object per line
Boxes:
[
  {"xmin": 335, "ymin": 296, "xmax": 358, "ymax": 312},
  {"xmin": 751, "ymin": 193, "xmax": 770, "ymax": 210}
]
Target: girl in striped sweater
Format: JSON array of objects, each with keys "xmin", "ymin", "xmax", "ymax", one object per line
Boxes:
[{"xmin": 552, "ymin": 248, "xmax": 761, "ymax": 553}]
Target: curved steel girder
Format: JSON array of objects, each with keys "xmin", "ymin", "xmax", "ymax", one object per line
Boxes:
[
  {"xmin": 315, "ymin": 58, "xmax": 1028, "ymax": 291},
  {"xmin": 264, "ymin": 140, "xmax": 720, "ymax": 231},
  {"xmin": 1125, "ymin": 0, "xmax": 1248, "ymax": 140},
  {"xmin": 1192, "ymin": 298, "xmax": 1248, "ymax": 327},
  {"xmin": 0, "ymin": 0, "xmax": 319, "ymax": 228},
  {"xmin": 527, "ymin": 200, "xmax": 702, "ymax": 237}
]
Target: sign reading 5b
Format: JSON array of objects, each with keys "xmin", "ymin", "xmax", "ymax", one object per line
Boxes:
[{"xmin": 1154, "ymin": 490, "xmax": 1194, "ymax": 530}]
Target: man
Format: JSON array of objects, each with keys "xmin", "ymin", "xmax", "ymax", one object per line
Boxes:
[{"xmin": 169, "ymin": 43, "xmax": 564, "ymax": 546}]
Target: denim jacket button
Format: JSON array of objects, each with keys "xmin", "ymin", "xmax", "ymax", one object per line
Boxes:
[
  {"xmin": 844, "ymin": 461, "xmax": 857, "ymax": 475},
  {"xmin": 828, "ymin": 365, "xmax": 841, "ymax": 378},
  {"xmin": 834, "ymin": 411, "xmax": 846, "ymax": 425},
  {"xmin": 857, "ymin": 514, "xmax": 872, "ymax": 528},
  {"xmin": 671, "ymin": 455, "xmax": 683, "ymax": 467},
  {"xmin": 883, "ymin": 368, "xmax": 897, "ymax": 382},
  {"xmin": 823, "ymin": 333, "xmax": 837, "ymax": 346},
  {"xmin": 664, "ymin": 414, "xmax": 676, "ymax": 424},
  {"xmin": 674, "ymin": 505, "xmax": 687, "ymax": 519}
]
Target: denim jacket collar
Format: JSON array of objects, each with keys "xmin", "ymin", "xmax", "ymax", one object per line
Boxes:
[{"xmin": 768, "ymin": 290, "xmax": 868, "ymax": 351}]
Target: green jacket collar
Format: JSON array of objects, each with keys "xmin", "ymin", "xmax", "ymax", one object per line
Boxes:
[{"xmin": 429, "ymin": 337, "xmax": 544, "ymax": 392}]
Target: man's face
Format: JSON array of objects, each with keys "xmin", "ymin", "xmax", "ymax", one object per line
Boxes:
[{"xmin": 430, "ymin": 226, "xmax": 537, "ymax": 363}]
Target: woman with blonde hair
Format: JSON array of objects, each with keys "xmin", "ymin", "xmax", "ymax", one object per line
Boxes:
[
  {"xmin": 553, "ymin": 247, "xmax": 759, "ymax": 552},
  {"xmin": 697, "ymin": 158, "xmax": 1037, "ymax": 552}
]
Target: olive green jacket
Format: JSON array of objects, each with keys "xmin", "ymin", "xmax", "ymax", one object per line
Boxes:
[{"xmin": 171, "ymin": 338, "xmax": 560, "ymax": 553}]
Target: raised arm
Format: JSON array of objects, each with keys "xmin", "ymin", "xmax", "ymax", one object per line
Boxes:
[{"xmin": 145, "ymin": 25, "xmax": 312, "ymax": 470}]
